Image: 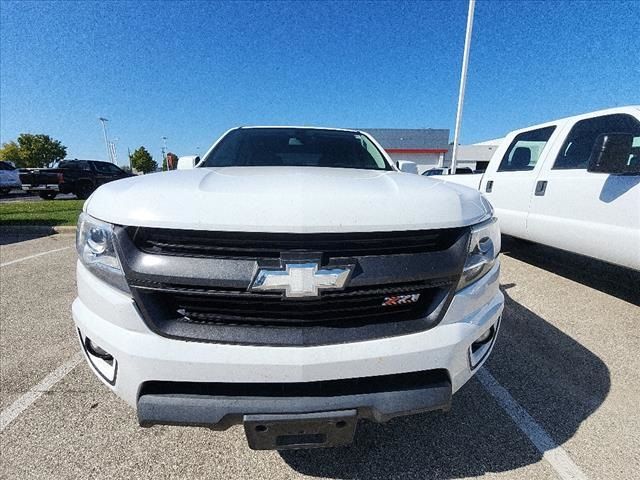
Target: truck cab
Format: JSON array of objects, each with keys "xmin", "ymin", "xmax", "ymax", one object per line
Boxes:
[{"xmin": 444, "ymin": 106, "xmax": 640, "ymax": 270}]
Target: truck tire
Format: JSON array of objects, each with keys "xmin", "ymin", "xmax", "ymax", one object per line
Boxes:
[
  {"xmin": 39, "ymin": 192, "xmax": 57, "ymax": 200},
  {"xmin": 75, "ymin": 183, "xmax": 94, "ymax": 200}
]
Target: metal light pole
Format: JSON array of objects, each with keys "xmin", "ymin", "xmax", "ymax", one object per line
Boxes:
[
  {"xmin": 161, "ymin": 136, "xmax": 168, "ymax": 170},
  {"xmin": 451, "ymin": 0, "xmax": 475, "ymax": 174},
  {"xmin": 98, "ymin": 117, "xmax": 112, "ymax": 163},
  {"xmin": 109, "ymin": 137, "xmax": 119, "ymax": 165}
]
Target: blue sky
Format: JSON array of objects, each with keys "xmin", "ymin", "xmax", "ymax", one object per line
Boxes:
[{"xmin": 1, "ymin": 0, "xmax": 638, "ymax": 164}]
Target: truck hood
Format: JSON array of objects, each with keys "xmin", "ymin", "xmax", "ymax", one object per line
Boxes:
[{"xmin": 85, "ymin": 167, "xmax": 491, "ymax": 233}]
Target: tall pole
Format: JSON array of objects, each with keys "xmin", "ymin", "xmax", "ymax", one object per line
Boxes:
[
  {"xmin": 98, "ymin": 117, "xmax": 112, "ymax": 163},
  {"xmin": 161, "ymin": 136, "xmax": 168, "ymax": 171},
  {"xmin": 451, "ymin": 0, "xmax": 475, "ymax": 175}
]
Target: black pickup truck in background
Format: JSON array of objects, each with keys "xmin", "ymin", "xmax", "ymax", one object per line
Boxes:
[{"xmin": 19, "ymin": 160, "xmax": 132, "ymax": 199}]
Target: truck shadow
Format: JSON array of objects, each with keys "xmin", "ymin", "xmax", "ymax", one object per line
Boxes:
[
  {"xmin": 279, "ymin": 287, "xmax": 610, "ymax": 478},
  {"xmin": 501, "ymin": 235, "xmax": 640, "ymax": 306}
]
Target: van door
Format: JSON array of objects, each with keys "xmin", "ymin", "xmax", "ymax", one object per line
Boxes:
[
  {"xmin": 481, "ymin": 125, "xmax": 557, "ymax": 238},
  {"xmin": 526, "ymin": 113, "xmax": 640, "ymax": 269}
]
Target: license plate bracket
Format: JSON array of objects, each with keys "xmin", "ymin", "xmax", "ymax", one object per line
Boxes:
[{"xmin": 243, "ymin": 410, "xmax": 357, "ymax": 450}]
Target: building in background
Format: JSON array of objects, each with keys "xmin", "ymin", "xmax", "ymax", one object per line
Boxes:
[
  {"xmin": 444, "ymin": 138, "xmax": 503, "ymax": 173},
  {"xmin": 360, "ymin": 128, "xmax": 449, "ymax": 173}
]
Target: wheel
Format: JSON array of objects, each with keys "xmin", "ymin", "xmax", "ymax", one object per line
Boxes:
[
  {"xmin": 0, "ymin": 188, "xmax": 10, "ymax": 196},
  {"xmin": 75, "ymin": 183, "xmax": 94, "ymax": 200},
  {"xmin": 39, "ymin": 191, "xmax": 57, "ymax": 200}
]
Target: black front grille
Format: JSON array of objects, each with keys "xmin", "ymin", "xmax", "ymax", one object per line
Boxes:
[
  {"xmin": 127, "ymin": 227, "xmax": 466, "ymax": 259},
  {"xmin": 117, "ymin": 225, "xmax": 469, "ymax": 346},
  {"xmin": 132, "ymin": 280, "xmax": 447, "ymax": 328}
]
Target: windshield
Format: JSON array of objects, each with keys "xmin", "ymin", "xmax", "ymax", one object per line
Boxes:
[{"xmin": 199, "ymin": 128, "xmax": 392, "ymax": 171}]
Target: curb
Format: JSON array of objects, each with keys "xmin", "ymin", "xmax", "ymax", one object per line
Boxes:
[{"xmin": 0, "ymin": 225, "xmax": 77, "ymax": 235}]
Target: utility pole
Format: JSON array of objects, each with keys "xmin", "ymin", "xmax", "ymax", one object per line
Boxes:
[
  {"xmin": 161, "ymin": 136, "xmax": 168, "ymax": 171},
  {"xmin": 109, "ymin": 138, "xmax": 118, "ymax": 165},
  {"xmin": 451, "ymin": 0, "xmax": 475, "ymax": 175},
  {"xmin": 98, "ymin": 117, "xmax": 112, "ymax": 163}
]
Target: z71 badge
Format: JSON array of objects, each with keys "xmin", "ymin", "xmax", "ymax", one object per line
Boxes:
[{"xmin": 382, "ymin": 293, "xmax": 421, "ymax": 306}]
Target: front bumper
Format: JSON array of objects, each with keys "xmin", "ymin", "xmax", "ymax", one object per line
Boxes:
[
  {"xmin": 73, "ymin": 259, "xmax": 503, "ymax": 432},
  {"xmin": 137, "ymin": 368, "xmax": 452, "ymax": 428}
]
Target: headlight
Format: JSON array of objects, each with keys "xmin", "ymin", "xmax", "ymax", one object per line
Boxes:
[
  {"xmin": 76, "ymin": 213, "xmax": 129, "ymax": 293},
  {"xmin": 457, "ymin": 217, "xmax": 500, "ymax": 290}
]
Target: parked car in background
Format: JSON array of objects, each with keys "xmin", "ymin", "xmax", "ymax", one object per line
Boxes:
[
  {"xmin": 441, "ymin": 105, "xmax": 640, "ymax": 270},
  {"xmin": 422, "ymin": 167, "xmax": 474, "ymax": 177},
  {"xmin": 20, "ymin": 160, "xmax": 132, "ymax": 199},
  {"xmin": 0, "ymin": 161, "xmax": 22, "ymax": 195}
]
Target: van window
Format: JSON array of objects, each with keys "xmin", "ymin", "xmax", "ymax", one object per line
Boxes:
[
  {"xmin": 498, "ymin": 126, "xmax": 556, "ymax": 172},
  {"xmin": 553, "ymin": 114, "xmax": 640, "ymax": 170}
]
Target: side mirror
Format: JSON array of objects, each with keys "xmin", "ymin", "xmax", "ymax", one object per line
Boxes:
[
  {"xmin": 397, "ymin": 160, "xmax": 418, "ymax": 174},
  {"xmin": 587, "ymin": 133, "xmax": 636, "ymax": 175},
  {"xmin": 177, "ymin": 155, "xmax": 200, "ymax": 170}
]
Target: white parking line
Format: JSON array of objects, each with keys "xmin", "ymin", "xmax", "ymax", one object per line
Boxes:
[
  {"xmin": 0, "ymin": 246, "xmax": 71, "ymax": 267},
  {"xmin": 478, "ymin": 367, "xmax": 588, "ymax": 480},
  {"xmin": 0, "ymin": 352, "xmax": 83, "ymax": 432}
]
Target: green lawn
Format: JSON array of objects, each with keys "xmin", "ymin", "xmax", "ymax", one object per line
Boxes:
[{"xmin": 0, "ymin": 199, "xmax": 84, "ymax": 226}]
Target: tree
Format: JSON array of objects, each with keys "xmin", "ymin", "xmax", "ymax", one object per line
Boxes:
[
  {"xmin": 130, "ymin": 146, "xmax": 157, "ymax": 174},
  {"xmin": 0, "ymin": 141, "xmax": 21, "ymax": 166},
  {"xmin": 0, "ymin": 134, "xmax": 67, "ymax": 168}
]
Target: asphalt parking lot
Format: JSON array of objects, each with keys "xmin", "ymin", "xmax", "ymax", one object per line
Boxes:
[{"xmin": 1, "ymin": 232, "xmax": 638, "ymax": 479}]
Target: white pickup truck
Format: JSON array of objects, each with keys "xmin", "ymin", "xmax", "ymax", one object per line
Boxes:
[
  {"xmin": 73, "ymin": 126, "xmax": 503, "ymax": 450},
  {"xmin": 443, "ymin": 106, "xmax": 640, "ymax": 270}
]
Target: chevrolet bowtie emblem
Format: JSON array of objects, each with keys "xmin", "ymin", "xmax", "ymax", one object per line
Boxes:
[{"xmin": 250, "ymin": 262, "xmax": 354, "ymax": 298}]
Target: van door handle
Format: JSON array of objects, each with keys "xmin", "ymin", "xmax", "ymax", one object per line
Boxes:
[
  {"xmin": 485, "ymin": 180, "xmax": 493, "ymax": 193},
  {"xmin": 535, "ymin": 180, "xmax": 547, "ymax": 196}
]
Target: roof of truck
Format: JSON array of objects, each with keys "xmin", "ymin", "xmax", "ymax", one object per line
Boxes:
[{"xmin": 506, "ymin": 105, "xmax": 640, "ymax": 136}]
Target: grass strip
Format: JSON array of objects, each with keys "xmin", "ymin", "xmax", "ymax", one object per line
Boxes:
[{"xmin": 0, "ymin": 200, "xmax": 84, "ymax": 226}]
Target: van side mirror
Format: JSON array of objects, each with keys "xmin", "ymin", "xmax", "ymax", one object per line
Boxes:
[
  {"xmin": 397, "ymin": 160, "xmax": 418, "ymax": 174},
  {"xmin": 587, "ymin": 133, "xmax": 636, "ymax": 175},
  {"xmin": 177, "ymin": 155, "xmax": 200, "ymax": 170}
]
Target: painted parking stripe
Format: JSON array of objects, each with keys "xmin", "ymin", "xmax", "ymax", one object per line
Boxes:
[
  {"xmin": 0, "ymin": 351, "xmax": 83, "ymax": 432},
  {"xmin": 478, "ymin": 367, "xmax": 588, "ymax": 480},
  {"xmin": 0, "ymin": 246, "xmax": 71, "ymax": 267}
]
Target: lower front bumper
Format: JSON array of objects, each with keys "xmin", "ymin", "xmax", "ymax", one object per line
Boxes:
[
  {"xmin": 137, "ymin": 368, "xmax": 453, "ymax": 450},
  {"xmin": 137, "ymin": 368, "xmax": 451, "ymax": 430}
]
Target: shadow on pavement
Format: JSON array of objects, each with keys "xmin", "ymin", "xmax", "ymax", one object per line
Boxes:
[
  {"xmin": 501, "ymin": 236, "xmax": 640, "ymax": 306},
  {"xmin": 0, "ymin": 230, "xmax": 54, "ymax": 246},
  {"xmin": 280, "ymin": 287, "xmax": 610, "ymax": 479}
]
